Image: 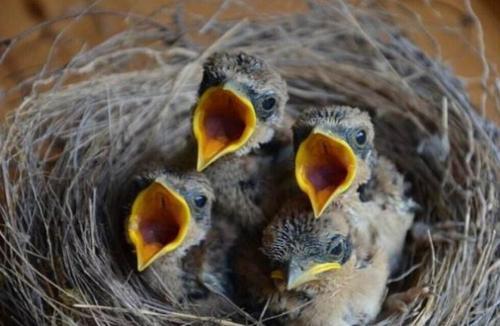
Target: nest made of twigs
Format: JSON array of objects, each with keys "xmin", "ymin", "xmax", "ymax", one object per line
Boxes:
[{"xmin": 1, "ymin": 2, "xmax": 499, "ymax": 325}]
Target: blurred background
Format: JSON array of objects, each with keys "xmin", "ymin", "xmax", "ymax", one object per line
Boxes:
[{"xmin": 0, "ymin": 0, "xmax": 498, "ymax": 123}]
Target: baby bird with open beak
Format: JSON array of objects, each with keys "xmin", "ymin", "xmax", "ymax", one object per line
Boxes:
[
  {"xmin": 191, "ymin": 51, "xmax": 289, "ymax": 229},
  {"xmin": 293, "ymin": 106, "xmax": 415, "ymax": 271},
  {"xmin": 293, "ymin": 106, "xmax": 375, "ymax": 218},
  {"xmin": 125, "ymin": 170, "xmax": 234, "ymax": 315},
  {"xmin": 193, "ymin": 52, "xmax": 287, "ymax": 169},
  {"xmin": 261, "ymin": 200, "xmax": 389, "ymax": 326}
]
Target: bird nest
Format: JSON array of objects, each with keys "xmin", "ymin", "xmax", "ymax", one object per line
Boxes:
[{"xmin": 1, "ymin": 2, "xmax": 498, "ymax": 325}]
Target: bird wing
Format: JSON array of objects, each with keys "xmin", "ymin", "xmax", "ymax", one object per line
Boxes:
[{"xmin": 357, "ymin": 155, "xmax": 417, "ymax": 272}]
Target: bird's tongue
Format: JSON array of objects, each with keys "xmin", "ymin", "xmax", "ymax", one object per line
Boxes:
[
  {"xmin": 200, "ymin": 110, "xmax": 248, "ymax": 168},
  {"xmin": 138, "ymin": 202, "xmax": 181, "ymax": 248},
  {"xmin": 204, "ymin": 113, "xmax": 246, "ymax": 149},
  {"xmin": 307, "ymin": 163, "xmax": 348, "ymax": 192},
  {"xmin": 140, "ymin": 221, "xmax": 176, "ymax": 245},
  {"xmin": 304, "ymin": 159, "xmax": 349, "ymax": 217}
]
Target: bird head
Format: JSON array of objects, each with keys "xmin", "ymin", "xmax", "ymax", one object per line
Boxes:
[
  {"xmin": 126, "ymin": 171, "xmax": 213, "ymax": 271},
  {"xmin": 262, "ymin": 206, "xmax": 352, "ymax": 291},
  {"xmin": 293, "ymin": 106, "xmax": 375, "ymax": 217},
  {"xmin": 192, "ymin": 52, "xmax": 288, "ymax": 171}
]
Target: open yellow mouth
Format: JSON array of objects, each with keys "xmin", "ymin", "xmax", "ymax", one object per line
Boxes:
[
  {"xmin": 295, "ymin": 129, "xmax": 357, "ymax": 217},
  {"xmin": 127, "ymin": 181, "xmax": 191, "ymax": 271},
  {"xmin": 193, "ymin": 85, "xmax": 256, "ymax": 171}
]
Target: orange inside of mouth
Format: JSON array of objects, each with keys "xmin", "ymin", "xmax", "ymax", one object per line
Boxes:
[
  {"xmin": 127, "ymin": 181, "xmax": 190, "ymax": 271},
  {"xmin": 193, "ymin": 87, "xmax": 256, "ymax": 171},
  {"xmin": 295, "ymin": 131, "xmax": 357, "ymax": 217}
]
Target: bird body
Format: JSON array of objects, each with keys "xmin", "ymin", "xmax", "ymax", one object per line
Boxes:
[
  {"xmin": 260, "ymin": 199, "xmax": 389, "ymax": 326},
  {"xmin": 269, "ymin": 251, "xmax": 389, "ymax": 326},
  {"xmin": 293, "ymin": 106, "xmax": 415, "ymax": 272},
  {"xmin": 178, "ymin": 218, "xmax": 238, "ymax": 315},
  {"xmin": 165, "ymin": 138, "xmax": 274, "ymax": 227},
  {"xmin": 244, "ymin": 106, "xmax": 416, "ymax": 325},
  {"xmin": 142, "ymin": 227, "xmax": 236, "ymax": 315},
  {"xmin": 354, "ymin": 155, "xmax": 416, "ymax": 271},
  {"xmin": 190, "ymin": 51, "xmax": 289, "ymax": 230},
  {"xmin": 143, "ymin": 247, "xmax": 194, "ymax": 306},
  {"xmin": 203, "ymin": 146, "xmax": 290, "ymax": 230},
  {"xmin": 125, "ymin": 170, "xmax": 235, "ymax": 315}
]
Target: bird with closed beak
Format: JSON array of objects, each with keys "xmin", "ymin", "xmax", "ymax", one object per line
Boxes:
[
  {"xmin": 293, "ymin": 106, "xmax": 415, "ymax": 271},
  {"xmin": 260, "ymin": 199, "xmax": 389, "ymax": 326},
  {"xmin": 125, "ymin": 170, "xmax": 235, "ymax": 315}
]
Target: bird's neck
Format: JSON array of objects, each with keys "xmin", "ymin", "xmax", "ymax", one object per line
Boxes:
[
  {"xmin": 154, "ymin": 253, "xmax": 186, "ymax": 276},
  {"xmin": 142, "ymin": 253, "xmax": 188, "ymax": 303}
]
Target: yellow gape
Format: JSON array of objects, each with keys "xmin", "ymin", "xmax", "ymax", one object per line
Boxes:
[
  {"xmin": 295, "ymin": 129, "xmax": 357, "ymax": 217},
  {"xmin": 193, "ymin": 85, "xmax": 256, "ymax": 171},
  {"xmin": 127, "ymin": 181, "xmax": 191, "ymax": 271}
]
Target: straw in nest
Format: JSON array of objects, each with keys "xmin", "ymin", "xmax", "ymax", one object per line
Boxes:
[{"xmin": 0, "ymin": 1, "xmax": 499, "ymax": 325}]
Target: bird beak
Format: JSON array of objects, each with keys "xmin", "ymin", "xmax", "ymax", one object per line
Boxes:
[
  {"xmin": 295, "ymin": 128, "xmax": 357, "ymax": 217},
  {"xmin": 127, "ymin": 179, "xmax": 191, "ymax": 272},
  {"xmin": 193, "ymin": 83, "xmax": 257, "ymax": 171},
  {"xmin": 271, "ymin": 260, "xmax": 342, "ymax": 290}
]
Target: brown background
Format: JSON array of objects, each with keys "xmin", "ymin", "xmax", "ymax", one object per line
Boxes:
[{"xmin": 0, "ymin": 0, "xmax": 498, "ymax": 123}]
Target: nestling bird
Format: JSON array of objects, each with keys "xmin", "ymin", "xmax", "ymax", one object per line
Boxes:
[
  {"xmin": 183, "ymin": 51, "xmax": 289, "ymax": 229},
  {"xmin": 293, "ymin": 106, "xmax": 375, "ymax": 218},
  {"xmin": 260, "ymin": 199, "xmax": 389, "ymax": 326},
  {"xmin": 125, "ymin": 170, "xmax": 235, "ymax": 314},
  {"xmin": 293, "ymin": 106, "xmax": 415, "ymax": 271},
  {"xmin": 193, "ymin": 51, "xmax": 288, "ymax": 171}
]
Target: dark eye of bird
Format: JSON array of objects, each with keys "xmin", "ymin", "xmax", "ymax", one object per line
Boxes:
[
  {"xmin": 330, "ymin": 242, "xmax": 343, "ymax": 256},
  {"xmin": 262, "ymin": 97, "xmax": 276, "ymax": 111},
  {"xmin": 194, "ymin": 195, "xmax": 207, "ymax": 208},
  {"xmin": 355, "ymin": 130, "xmax": 367, "ymax": 145}
]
